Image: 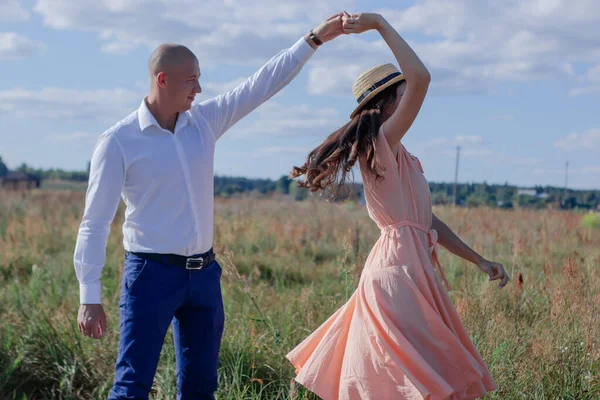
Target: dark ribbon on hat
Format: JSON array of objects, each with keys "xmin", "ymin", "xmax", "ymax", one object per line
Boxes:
[{"xmin": 356, "ymin": 72, "xmax": 402, "ymax": 104}]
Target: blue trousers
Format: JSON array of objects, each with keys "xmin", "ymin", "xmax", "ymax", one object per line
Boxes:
[{"xmin": 108, "ymin": 252, "xmax": 224, "ymax": 400}]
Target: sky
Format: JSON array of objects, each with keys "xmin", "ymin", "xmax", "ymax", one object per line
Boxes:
[{"xmin": 0, "ymin": 0, "xmax": 599, "ymax": 190}]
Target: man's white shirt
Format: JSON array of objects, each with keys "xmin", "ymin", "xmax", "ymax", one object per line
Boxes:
[{"xmin": 74, "ymin": 36, "xmax": 315, "ymax": 304}]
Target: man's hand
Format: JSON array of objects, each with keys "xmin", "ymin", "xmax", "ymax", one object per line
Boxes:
[
  {"xmin": 311, "ymin": 12, "xmax": 345, "ymax": 45},
  {"xmin": 78, "ymin": 304, "xmax": 107, "ymax": 339}
]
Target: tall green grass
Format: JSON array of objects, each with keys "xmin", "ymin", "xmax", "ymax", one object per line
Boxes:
[{"xmin": 0, "ymin": 190, "xmax": 598, "ymax": 399}]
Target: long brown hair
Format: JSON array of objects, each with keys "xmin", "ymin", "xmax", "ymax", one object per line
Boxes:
[{"xmin": 290, "ymin": 82, "xmax": 401, "ymax": 199}]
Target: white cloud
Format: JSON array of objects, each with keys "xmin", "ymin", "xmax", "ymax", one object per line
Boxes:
[
  {"xmin": 535, "ymin": 166, "xmax": 600, "ymax": 176},
  {"xmin": 45, "ymin": 132, "xmax": 96, "ymax": 142},
  {"xmin": 568, "ymin": 86, "xmax": 600, "ymax": 97},
  {"xmin": 29, "ymin": 0, "xmax": 600, "ymax": 97},
  {"xmin": 511, "ymin": 157, "xmax": 542, "ymax": 166},
  {"xmin": 306, "ymin": 34, "xmax": 388, "ymax": 96},
  {"xmin": 465, "ymin": 151, "xmax": 541, "ymax": 166},
  {"xmin": 586, "ymin": 64, "xmax": 600, "ymax": 82},
  {"xmin": 382, "ymin": 0, "xmax": 600, "ymax": 60},
  {"xmin": 312, "ymin": 0, "xmax": 600, "ymax": 96},
  {"xmin": 532, "ymin": 168, "xmax": 565, "ymax": 176},
  {"xmin": 436, "ymin": 137, "xmax": 541, "ymax": 166},
  {"xmin": 455, "ymin": 135, "xmax": 484, "ymax": 146},
  {"xmin": 440, "ymin": 148, "xmax": 492, "ymax": 158},
  {"xmin": 416, "ymin": 135, "xmax": 484, "ymax": 149},
  {"xmin": 228, "ymin": 101, "xmax": 341, "ymax": 137},
  {"xmin": 421, "ymin": 137, "xmax": 451, "ymax": 147},
  {"xmin": 554, "ymin": 128, "xmax": 600, "ymax": 151},
  {"xmin": 459, "ymin": 148, "xmax": 493, "ymax": 157},
  {"xmin": 0, "ymin": 32, "xmax": 45, "ymax": 60},
  {"xmin": 569, "ymin": 64, "xmax": 600, "ymax": 96},
  {"xmin": 15, "ymin": 0, "xmax": 600, "ymax": 106},
  {"xmin": 307, "ymin": 63, "xmax": 365, "ymax": 96},
  {"xmin": 33, "ymin": 0, "xmax": 352, "ymax": 63},
  {"xmin": 0, "ymin": 0, "xmax": 29, "ymax": 22},
  {"xmin": 414, "ymin": 134, "xmax": 540, "ymax": 167},
  {"xmin": 0, "ymin": 87, "xmax": 142, "ymax": 121},
  {"xmin": 412, "ymin": 135, "xmax": 541, "ymax": 166}
]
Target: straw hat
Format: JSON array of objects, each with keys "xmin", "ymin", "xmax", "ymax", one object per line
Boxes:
[{"xmin": 350, "ymin": 63, "xmax": 405, "ymax": 119}]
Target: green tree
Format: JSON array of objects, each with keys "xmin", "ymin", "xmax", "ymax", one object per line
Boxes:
[
  {"xmin": 466, "ymin": 194, "xmax": 485, "ymax": 208},
  {"xmin": 0, "ymin": 156, "xmax": 8, "ymax": 177},
  {"xmin": 275, "ymin": 176, "xmax": 291, "ymax": 194},
  {"xmin": 562, "ymin": 196, "xmax": 577, "ymax": 209},
  {"xmin": 583, "ymin": 192, "xmax": 596, "ymax": 207},
  {"xmin": 16, "ymin": 162, "xmax": 29, "ymax": 172},
  {"xmin": 288, "ymin": 180, "xmax": 308, "ymax": 201},
  {"xmin": 431, "ymin": 192, "xmax": 450, "ymax": 205}
]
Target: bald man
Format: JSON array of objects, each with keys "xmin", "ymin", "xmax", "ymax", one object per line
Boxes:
[{"xmin": 73, "ymin": 14, "xmax": 344, "ymax": 400}]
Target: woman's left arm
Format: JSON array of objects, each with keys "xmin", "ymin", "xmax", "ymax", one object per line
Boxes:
[{"xmin": 432, "ymin": 213, "xmax": 510, "ymax": 289}]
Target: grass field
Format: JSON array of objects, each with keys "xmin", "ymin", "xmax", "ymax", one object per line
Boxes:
[{"xmin": 0, "ymin": 189, "xmax": 599, "ymax": 399}]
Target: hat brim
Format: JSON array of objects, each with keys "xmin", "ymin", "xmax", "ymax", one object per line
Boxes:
[{"xmin": 349, "ymin": 74, "xmax": 405, "ymax": 119}]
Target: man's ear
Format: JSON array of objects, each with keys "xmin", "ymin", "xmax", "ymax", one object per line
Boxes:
[{"xmin": 156, "ymin": 72, "xmax": 167, "ymax": 88}]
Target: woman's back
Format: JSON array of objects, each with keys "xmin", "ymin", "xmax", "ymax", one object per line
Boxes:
[{"xmin": 361, "ymin": 125, "xmax": 433, "ymax": 231}]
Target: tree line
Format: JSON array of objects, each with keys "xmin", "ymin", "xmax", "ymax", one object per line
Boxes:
[{"xmin": 1, "ymin": 157, "xmax": 598, "ymax": 210}]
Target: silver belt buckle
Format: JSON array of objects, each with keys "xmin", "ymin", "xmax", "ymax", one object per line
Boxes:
[{"xmin": 185, "ymin": 256, "xmax": 204, "ymax": 270}]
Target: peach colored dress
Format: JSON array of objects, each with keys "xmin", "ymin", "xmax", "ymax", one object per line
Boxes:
[{"xmin": 286, "ymin": 127, "xmax": 496, "ymax": 400}]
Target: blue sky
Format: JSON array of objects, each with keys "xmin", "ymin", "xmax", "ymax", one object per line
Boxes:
[{"xmin": 1, "ymin": 0, "xmax": 599, "ymax": 189}]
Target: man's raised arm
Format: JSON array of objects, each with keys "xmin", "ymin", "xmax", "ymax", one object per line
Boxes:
[{"xmin": 196, "ymin": 13, "xmax": 344, "ymax": 140}]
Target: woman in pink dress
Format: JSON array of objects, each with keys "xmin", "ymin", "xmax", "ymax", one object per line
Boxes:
[{"xmin": 287, "ymin": 12, "xmax": 510, "ymax": 400}]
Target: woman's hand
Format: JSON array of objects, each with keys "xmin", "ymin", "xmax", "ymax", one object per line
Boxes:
[
  {"xmin": 432, "ymin": 214, "xmax": 510, "ymax": 290},
  {"xmin": 341, "ymin": 12, "xmax": 383, "ymax": 34},
  {"xmin": 477, "ymin": 259, "xmax": 510, "ymax": 289}
]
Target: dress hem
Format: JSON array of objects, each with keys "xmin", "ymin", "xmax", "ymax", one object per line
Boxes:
[{"xmin": 287, "ymin": 354, "xmax": 495, "ymax": 400}]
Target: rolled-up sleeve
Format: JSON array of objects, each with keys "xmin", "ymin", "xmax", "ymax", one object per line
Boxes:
[
  {"xmin": 73, "ymin": 132, "xmax": 125, "ymax": 304},
  {"xmin": 196, "ymin": 36, "xmax": 315, "ymax": 140}
]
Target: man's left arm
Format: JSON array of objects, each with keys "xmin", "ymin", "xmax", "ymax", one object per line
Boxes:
[{"xmin": 195, "ymin": 14, "xmax": 343, "ymax": 140}]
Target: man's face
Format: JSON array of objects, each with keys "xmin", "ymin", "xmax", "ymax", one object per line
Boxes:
[{"xmin": 161, "ymin": 57, "xmax": 202, "ymax": 112}]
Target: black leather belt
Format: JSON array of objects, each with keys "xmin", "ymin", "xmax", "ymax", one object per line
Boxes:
[{"xmin": 125, "ymin": 248, "xmax": 216, "ymax": 270}]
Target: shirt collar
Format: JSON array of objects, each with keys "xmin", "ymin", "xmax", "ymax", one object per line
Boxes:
[
  {"xmin": 176, "ymin": 111, "xmax": 192, "ymax": 131},
  {"xmin": 138, "ymin": 98, "xmax": 192, "ymax": 133},
  {"xmin": 138, "ymin": 99, "xmax": 159, "ymax": 132}
]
